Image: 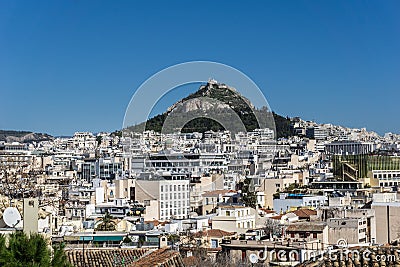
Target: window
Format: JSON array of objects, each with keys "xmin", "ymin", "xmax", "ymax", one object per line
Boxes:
[
  {"xmin": 313, "ymin": 233, "xmax": 317, "ymax": 238},
  {"xmin": 161, "ymin": 186, "xmax": 164, "ymax": 192},
  {"xmin": 242, "ymin": 251, "xmax": 246, "ymax": 261}
]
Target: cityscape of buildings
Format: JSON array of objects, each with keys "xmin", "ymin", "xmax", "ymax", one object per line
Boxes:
[
  {"xmin": 2, "ymin": 113, "xmax": 400, "ymax": 266},
  {"xmin": 1, "ymin": 0, "xmax": 398, "ymax": 265}
]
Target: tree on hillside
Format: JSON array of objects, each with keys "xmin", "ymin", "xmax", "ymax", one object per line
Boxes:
[{"xmin": 0, "ymin": 231, "xmax": 71, "ymax": 267}]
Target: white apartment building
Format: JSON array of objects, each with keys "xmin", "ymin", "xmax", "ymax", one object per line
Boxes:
[
  {"xmin": 371, "ymin": 170, "xmax": 400, "ymax": 187},
  {"xmin": 70, "ymin": 132, "xmax": 97, "ymax": 150},
  {"xmin": 273, "ymin": 193, "xmax": 327, "ymax": 213},
  {"xmin": 135, "ymin": 172, "xmax": 190, "ymax": 221},
  {"xmin": 144, "ymin": 152, "xmax": 228, "ymax": 174},
  {"xmin": 325, "ymin": 141, "xmax": 376, "ymax": 155},
  {"xmin": 372, "ymin": 192, "xmax": 397, "ymax": 203}
]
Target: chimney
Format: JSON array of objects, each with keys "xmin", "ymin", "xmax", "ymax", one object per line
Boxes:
[{"xmin": 23, "ymin": 198, "xmax": 38, "ymax": 235}]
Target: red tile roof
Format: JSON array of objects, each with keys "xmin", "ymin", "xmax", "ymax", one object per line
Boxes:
[
  {"xmin": 270, "ymin": 215, "xmax": 283, "ymax": 220},
  {"xmin": 293, "ymin": 208, "xmax": 317, "ymax": 218},
  {"xmin": 194, "ymin": 229, "xmax": 236, "ymax": 238},
  {"xmin": 202, "ymin": 190, "xmax": 236, "ymax": 197},
  {"xmin": 129, "ymin": 248, "xmax": 184, "ymax": 267},
  {"xmin": 259, "ymin": 208, "xmax": 276, "ymax": 214},
  {"xmin": 66, "ymin": 248, "xmax": 148, "ymax": 267},
  {"xmin": 144, "ymin": 220, "xmax": 169, "ymax": 226},
  {"xmin": 66, "ymin": 248, "xmax": 184, "ymax": 267}
]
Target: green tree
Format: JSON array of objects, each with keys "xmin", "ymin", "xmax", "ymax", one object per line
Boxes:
[
  {"xmin": 240, "ymin": 178, "xmax": 258, "ymax": 209},
  {"xmin": 51, "ymin": 243, "xmax": 71, "ymax": 267},
  {"xmin": 122, "ymin": 236, "xmax": 132, "ymax": 244},
  {"xmin": 0, "ymin": 232, "xmax": 71, "ymax": 267},
  {"xmin": 96, "ymin": 135, "xmax": 103, "ymax": 146},
  {"xmin": 95, "ymin": 212, "xmax": 116, "ymax": 231}
]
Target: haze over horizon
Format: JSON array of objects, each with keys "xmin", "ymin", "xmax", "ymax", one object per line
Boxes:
[{"xmin": 1, "ymin": 1, "xmax": 399, "ymax": 136}]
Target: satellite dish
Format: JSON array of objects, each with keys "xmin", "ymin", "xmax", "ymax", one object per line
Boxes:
[
  {"xmin": 3, "ymin": 207, "xmax": 22, "ymax": 227},
  {"xmin": 249, "ymin": 253, "xmax": 259, "ymax": 264}
]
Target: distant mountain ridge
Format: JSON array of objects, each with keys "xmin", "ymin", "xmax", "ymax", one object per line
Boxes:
[
  {"xmin": 127, "ymin": 80, "xmax": 292, "ymax": 138},
  {"xmin": 0, "ymin": 130, "xmax": 53, "ymax": 143}
]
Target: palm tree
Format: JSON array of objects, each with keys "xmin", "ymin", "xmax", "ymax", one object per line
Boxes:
[
  {"xmin": 95, "ymin": 212, "xmax": 116, "ymax": 231},
  {"xmin": 0, "ymin": 231, "xmax": 71, "ymax": 267}
]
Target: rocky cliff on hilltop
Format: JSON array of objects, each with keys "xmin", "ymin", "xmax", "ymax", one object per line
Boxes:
[{"xmin": 0, "ymin": 130, "xmax": 53, "ymax": 143}]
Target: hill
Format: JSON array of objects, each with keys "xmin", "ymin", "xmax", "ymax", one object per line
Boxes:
[
  {"xmin": 127, "ymin": 81, "xmax": 292, "ymax": 138},
  {"xmin": 0, "ymin": 130, "xmax": 53, "ymax": 143}
]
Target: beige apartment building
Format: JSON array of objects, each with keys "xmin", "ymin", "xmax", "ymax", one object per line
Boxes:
[
  {"xmin": 257, "ymin": 175, "xmax": 299, "ymax": 209},
  {"xmin": 327, "ymin": 217, "xmax": 368, "ymax": 246},
  {"xmin": 372, "ymin": 201, "xmax": 400, "ymax": 244},
  {"xmin": 212, "ymin": 206, "xmax": 256, "ymax": 234}
]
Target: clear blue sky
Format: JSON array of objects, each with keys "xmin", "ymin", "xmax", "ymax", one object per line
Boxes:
[{"xmin": 0, "ymin": 1, "xmax": 399, "ymax": 136}]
